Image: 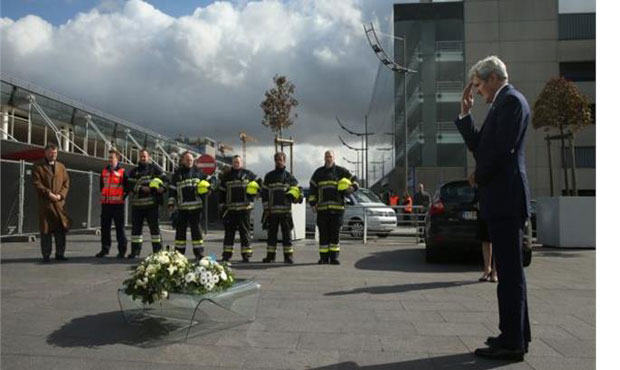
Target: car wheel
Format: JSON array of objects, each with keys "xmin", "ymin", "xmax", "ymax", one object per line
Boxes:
[
  {"xmin": 377, "ymin": 233, "xmax": 390, "ymax": 238},
  {"xmin": 349, "ymin": 220, "xmax": 364, "ymax": 238}
]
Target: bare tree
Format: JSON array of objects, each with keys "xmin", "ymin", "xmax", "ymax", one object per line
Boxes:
[
  {"xmin": 532, "ymin": 77, "xmax": 592, "ymax": 195},
  {"xmin": 260, "ymin": 75, "xmax": 299, "ymax": 139}
]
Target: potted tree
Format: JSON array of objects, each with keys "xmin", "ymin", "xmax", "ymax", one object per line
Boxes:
[{"xmin": 532, "ymin": 77, "xmax": 594, "ymax": 248}]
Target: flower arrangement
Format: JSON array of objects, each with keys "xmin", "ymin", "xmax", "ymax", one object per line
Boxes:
[{"xmin": 123, "ymin": 250, "xmax": 235, "ymax": 304}]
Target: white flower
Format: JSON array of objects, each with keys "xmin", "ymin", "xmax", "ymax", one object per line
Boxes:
[
  {"xmin": 200, "ymin": 273, "xmax": 208, "ymax": 285},
  {"xmin": 167, "ymin": 265, "xmax": 177, "ymax": 275},
  {"xmin": 199, "ymin": 258, "xmax": 211, "ymax": 267},
  {"xmin": 220, "ymin": 272, "xmax": 227, "ymax": 281},
  {"xmin": 206, "ymin": 282, "xmax": 215, "ymax": 291},
  {"xmin": 158, "ymin": 255, "xmax": 170, "ymax": 264},
  {"xmin": 185, "ymin": 272, "xmax": 196, "ymax": 283},
  {"xmin": 162, "ymin": 290, "xmax": 168, "ymax": 299},
  {"xmin": 146, "ymin": 264, "xmax": 157, "ymax": 274}
]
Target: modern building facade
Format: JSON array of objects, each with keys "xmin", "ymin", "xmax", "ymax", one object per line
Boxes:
[{"xmin": 372, "ymin": 0, "xmax": 595, "ymax": 199}]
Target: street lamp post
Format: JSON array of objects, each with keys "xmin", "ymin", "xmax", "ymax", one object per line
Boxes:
[
  {"xmin": 336, "ymin": 116, "xmax": 374, "ymax": 187},
  {"xmin": 364, "ymin": 23, "xmax": 416, "ymax": 194}
]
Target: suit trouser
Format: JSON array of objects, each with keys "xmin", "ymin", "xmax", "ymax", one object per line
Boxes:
[
  {"xmin": 317, "ymin": 211, "xmax": 343, "ymax": 258},
  {"xmin": 175, "ymin": 209, "xmax": 204, "ymax": 256},
  {"xmin": 487, "ymin": 217, "xmax": 531, "ymax": 351},
  {"xmin": 40, "ymin": 229, "xmax": 66, "ymax": 258},
  {"xmin": 267, "ymin": 214, "xmax": 293, "ymax": 255},
  {"xmin": 101, "ymin": 204, "xmax": 127, "ymax": 254},
  {"xmin": 223, "ymin": 211, "xmax": 252, "ymax": 258},
  {"xmin": 130, "ymin": 206, "xmax": 161, "ymax": 255}
]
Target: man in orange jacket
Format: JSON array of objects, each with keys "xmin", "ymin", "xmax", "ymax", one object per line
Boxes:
[{"xmin": 96, "ymin": 148, "xmax": 128, "ymax": 258}]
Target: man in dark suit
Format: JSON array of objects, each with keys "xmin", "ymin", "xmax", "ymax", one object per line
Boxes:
[{"xmin": 455, "ymin": 56, "xmax": 531, "ymax": 362}]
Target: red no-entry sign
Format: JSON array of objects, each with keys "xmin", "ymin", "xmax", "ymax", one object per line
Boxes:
[{"xmin": 196, "ymin": 154, "xmax": 216, "ymax": 175}]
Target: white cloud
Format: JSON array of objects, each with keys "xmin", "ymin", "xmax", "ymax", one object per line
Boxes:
[{"xmin": 0, "ymin": 0, "xmax": 391, "ymax": 182}]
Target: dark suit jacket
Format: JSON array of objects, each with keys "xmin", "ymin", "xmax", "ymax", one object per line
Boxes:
[{"xmin": 455, "ymin": 84, "xmax": 530, "ymax": 221}]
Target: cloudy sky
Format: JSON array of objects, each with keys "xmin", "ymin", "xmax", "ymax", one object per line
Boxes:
[{"xmin": 0, "ymin": 0, "xmax": 596, "ymax": 185}]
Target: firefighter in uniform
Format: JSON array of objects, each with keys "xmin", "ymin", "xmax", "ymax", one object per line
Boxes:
[
  {"xmin": 261, "ymin": 152, "xmax": 303, "ymax": 264},
  {"xmin": 96, "ymin": 148, "xmax": 128, "ymax": 258},
  {"xmin": 308, "ymin": 150, "xmax": 358, "ymax": 265},
  {"xmin": 219, "ymin": 155, "xmax": 260, "ymax": 263},
  {"xmin": 126, "ymin": 148, "xmax": 167, "ymax": 259},
  {"xmin": 168, "ymin": 151, "xmax": 210, "ymax": 259}
]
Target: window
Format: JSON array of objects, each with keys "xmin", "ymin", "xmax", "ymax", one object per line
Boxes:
[
  {"xmin": 559, "ymin": 13, "xmax": 595, "ymax": 40},
  {"xmin": 559, "ymin": 62, "xmax": 595, "ymax": 82},
  {"xmin": 563, "ymin": 146, "xmax": 595, "ymax": 168}
]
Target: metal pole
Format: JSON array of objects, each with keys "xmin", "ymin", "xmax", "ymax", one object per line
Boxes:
[
  {"xmin": 88, "ymin": 172, "xmax": 93, "ymax": 229},
  {"xmin": 363, "ymin": 208, "xmax": 368, "ymax": 245},
  {"xmin": 18, "ymin": 160, "xmax": 25, "ymax": 235},
  {"xmin": 559, "ymin": 122, "xmax": 569, "ymax": 195},
  {"xmin": 546, "ymin": 135, "xmax": 554, "ymax": 196},
  {"xmin": 403, "ymin": 35, "xmax": 409, "ymax": 195},
  {"xmin": 365, "ymin": 115, "xmax": 369, "ymax": 188},
  {"xmin": 27, "ymin": 103, "xmax": 32, "ymax": 144}
]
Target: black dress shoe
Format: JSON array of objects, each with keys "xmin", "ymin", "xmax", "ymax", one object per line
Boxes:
[
  {"xmin": 241, "ymin": 256, "xmax": 250, "ymax": 263},
  {"xmin": 284, "ymin": 256, "xmax": 294, "ymax": 264},
  {"xmin": 42, "ymin": 256, "xmax": 51, "ymax": 263},
  {"xmin": 55, "ymin": 256, "xmax": 68, "ymax": 261},
  {"xmin": 126, "ymin": 253, "xmax": 138, "ymax": 260},
  {"xmin": 317, "ymin": 258, "xmax": 329, "ymax": 264},
  {"xmin": 95, "ymin": 250, "xmax": 108, "ymax": 258},
  {"xmin": 474, "ymin": 346, "xmax": 524, "ymax": 362},
  {"xmin": 116, "ymin": 253, "xmax": 125, "ymax": 259},
  {"xmin": 486, "ymin": 337, "xmax": 529, "ymax": 353}
]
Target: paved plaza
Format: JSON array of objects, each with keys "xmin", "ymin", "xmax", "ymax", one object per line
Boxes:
[{"xmin": 1, "ymin": 231, "xmax": 595, "ymax": 369}]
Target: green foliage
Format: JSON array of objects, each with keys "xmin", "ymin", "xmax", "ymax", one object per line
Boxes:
[
  {"xmin": 260, "ymin": 74, "xmax": 299, "ymax": 136},
  {"xmin": 532, "ymin": 77, "xmax": 592, "ymax": 132}
]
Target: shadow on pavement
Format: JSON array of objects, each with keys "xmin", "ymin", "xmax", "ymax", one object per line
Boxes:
[
  {"xmin": 1, "ymin": 256, "xmax": 140, "ymax": 265},
  {"xmin": 310, "ymin": 353, "xmax": 511, "ymax": 369},
  {"xmin": 354, "ymin": 248, "xmax": 480, "ymax": 273},
  {"xmin": 324, "ymin": 280, "xmax": 480, "ymax": 296},
  {"xmin": 230, "ymin": 262, "xmax": 318, "ymax": 270},
  {"xmin": 46, "ymin": 311, "xmax": 182, "ymax": 348}
]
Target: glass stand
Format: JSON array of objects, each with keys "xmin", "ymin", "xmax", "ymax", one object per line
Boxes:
[{"xmin": 117, "ymin": 279, "xmax": 260, "ymax": 346}]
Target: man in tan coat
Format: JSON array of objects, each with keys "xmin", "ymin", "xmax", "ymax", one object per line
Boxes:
[{"xmin": 32, "ymin": 144, "xmax": 71, "ymax": 262}]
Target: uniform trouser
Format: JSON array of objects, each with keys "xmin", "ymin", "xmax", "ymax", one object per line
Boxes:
[
  {"xmin": 40, "ymin": 229, "xmax": 66, "ymax": 258},
  {"xmin": 223, "ymin": 211, "xmax": 252, "ymax": 258},
  {"xmin": 267, "ymin": 214, "xmax": 293, "ymax": 255},
  {"xmin": 101, "ymin": 204, "xmax": 127, "ymax": 254},
  {"xmin": 488, "ymin": 217, "xmax": 531, "ymax": 351},
  {"xmin": 130, "ymin": 206, "xmax": 161, "ymax": 255},
  {"xmin": 175, "ymin": 209, "xmax": 204, "ymax": 256},
  {"xmin": 317, "ymin": 211, "xmax": 343, "ymax": 259}
]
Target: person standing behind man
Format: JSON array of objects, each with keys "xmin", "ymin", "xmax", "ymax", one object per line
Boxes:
[
  {"xmin": 126, "ymin": 148, "xmax": 167, "ymax": 259},
  {"xmin": 32, "ymin": 144, "xmax": 70, "ymax": 262},
  {"xmin": 455, "ymin": 55, "xmax": 531, "ymax": 361},
  {"xmin": 308, "ymin": 150, "xmax": 358, "ymax": 265},
  {"xmin": 95, "ymin": 148, "xmax": 128, "ymax": 258},
  {"xmin": 218, "ymin": 155, "xmax": 260, "ymax": 263},
  {"xmin": 261, "ymin": 152, "xmax": 303, "ymax": 264},
  {"xmin": 168, "ymin": 151, "xmax": 210, "ymax": 260}
]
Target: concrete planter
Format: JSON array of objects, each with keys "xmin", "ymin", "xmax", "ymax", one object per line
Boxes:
[{"xmin": 536, "ymin": 196, "xmax": 595, "ymax": 248}]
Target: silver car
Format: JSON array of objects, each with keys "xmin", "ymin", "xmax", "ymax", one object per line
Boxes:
[{"xmin": 305, "ymin": 188, "xmax": 397, "ymax": 238}]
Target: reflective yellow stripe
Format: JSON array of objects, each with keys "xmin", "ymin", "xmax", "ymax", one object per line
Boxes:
[
  {"xmin": 192, "ymin": 239, "xmax": 203, "ymax": 245},
  {"xmin": 319, "ymin": 247, "xmax": 329, "ymax": 253},
  {"xmin": 175, "ymin": 240, "xmax": 186, "ymax": 246},
  {"xmin": 151, "ymin": 236, "xmax": 161, "ymax": 242},
  {"xmin": 329, "ymin": 245, "xmax": 340, "ymax": 252},
  {"xmin": 223, "ymin": 246, "xmax": 234, "ymax": 252},
  {"xmin": 318, "ymin": 180, "xmax": 338, "ymax": 186}
]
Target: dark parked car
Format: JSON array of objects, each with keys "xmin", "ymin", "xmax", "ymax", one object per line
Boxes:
[{"xmin": 424, "ymin": 180, "xmax": 532, "ymax": 265}]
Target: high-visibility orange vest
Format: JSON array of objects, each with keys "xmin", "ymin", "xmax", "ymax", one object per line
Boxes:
[
  {"xmin": 101, "ymin": 166, "xmax": 125, "ymax": 204},
  {"xmin": 389, "ymin": 196, "xmax": 399, "ymax": 206},
  {"xmin": 404, "ymin": 196, "xmax": 413, "ymax": 213}
]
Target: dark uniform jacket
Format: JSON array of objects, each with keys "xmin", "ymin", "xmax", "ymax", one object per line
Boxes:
[
  {"xmin": 218, "ymin": 168, "xmax": 258, "ymax": 213},
  {"xmin": 168, "ymin": 165, "xmax": 207, "ymax": 211},
  {"xmin": 126, "ymin": 163, "xmax": 167, "ymax": 208},
  {"xmin": 261, "ymin": 167, "xmax": 300, "ymax": 215},
  {"xmin": 308, "ymin": 165, "xmax": 358, "ymax": 212}
]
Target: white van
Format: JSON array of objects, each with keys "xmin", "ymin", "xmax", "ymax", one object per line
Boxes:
[{"xmin": 305, "ymin": 188, "xmax": 397, "ymax": 238}]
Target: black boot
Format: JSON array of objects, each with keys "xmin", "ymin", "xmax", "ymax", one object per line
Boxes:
[
  {"xmin": 284, "ymin": 254, "xmax": 294, "ymax": 264},
  {"xmin": 221, "ymin": 251, "xmax": 232, "ymax": 262},
  {"xmin": 95, "ymin": 248, "xmax": 109, "ymax": 258},
  {"xmin": 329, "ymin": 251, "xmax": 340, "ymax": 265},
  {"xmin": 241, "ymin": 254, "xmax": 251, "ymax": 263},
  {"xmin": 318, "ymin": 252, "xmax": 329, "ymax": 264},
  {"xmin": 262, "ymin": 252, "xmax": 276, "ymax": 263}
]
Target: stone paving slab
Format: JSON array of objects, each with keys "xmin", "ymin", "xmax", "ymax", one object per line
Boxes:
[{"xmin": 1, "ymin": 233, "xmax": 595, "ymax": 369}]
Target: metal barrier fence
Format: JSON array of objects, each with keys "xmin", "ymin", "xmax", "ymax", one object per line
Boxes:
[
  {"xmin": 0, "ymin": 159, "xmax": 178, "ymax": 240},
  {"xmin": 361, "ymin": 205, "xmax": 427, "ymax": 244}
]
